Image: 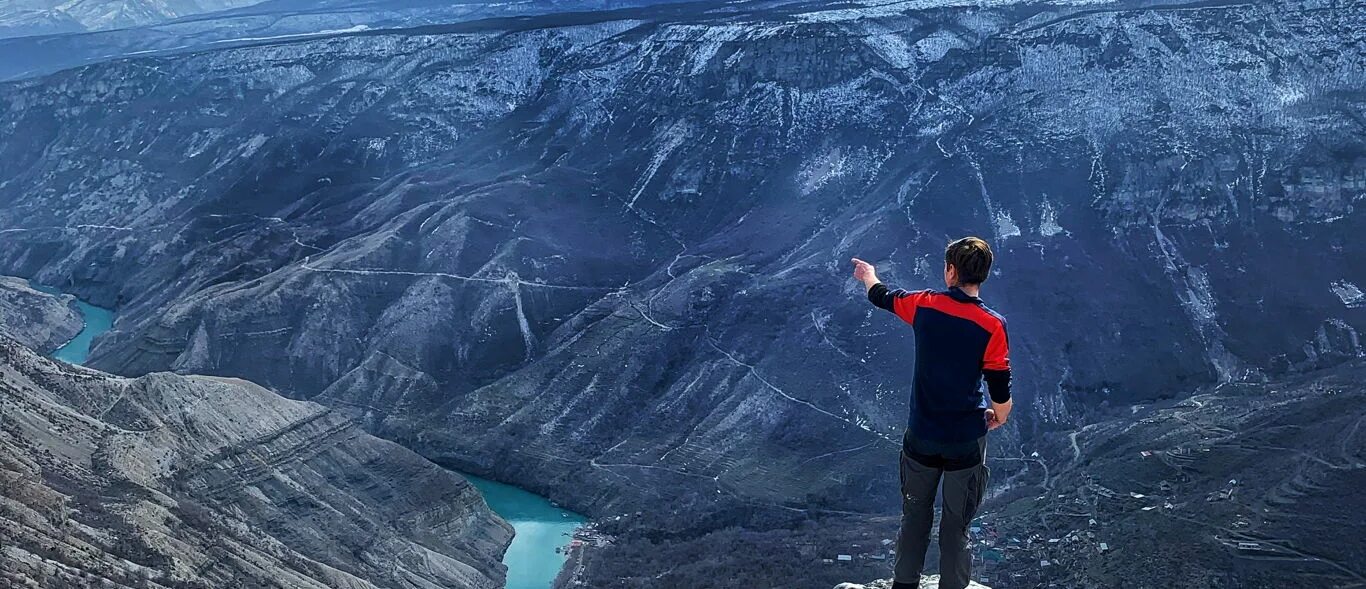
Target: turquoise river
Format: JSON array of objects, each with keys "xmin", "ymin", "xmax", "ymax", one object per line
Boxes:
[{"xmin": 30, "ymin": 282, "xmax": 115, "ymax": 364}]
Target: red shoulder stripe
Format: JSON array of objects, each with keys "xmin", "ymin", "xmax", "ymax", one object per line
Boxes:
[{"xmin": 917, "ymin": 293, "xmax": 1005, "ymax": 333}]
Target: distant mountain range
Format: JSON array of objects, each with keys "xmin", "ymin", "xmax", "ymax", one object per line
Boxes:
[
  {"xmin": 0, "ymin": 0, "xmax": 715, "ymax": 80},
  {"xmin": 0, "ymin": 0, "xmax": 1361, "ymax": 586},
  {"xmin": 0, "ymin": 0, "xmax": 269, "ymax": 38}
]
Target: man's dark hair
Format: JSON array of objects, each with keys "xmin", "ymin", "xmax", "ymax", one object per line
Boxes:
[{"xmin": 945, "ymin": 237, "xmax": 993, "ymax": 285}]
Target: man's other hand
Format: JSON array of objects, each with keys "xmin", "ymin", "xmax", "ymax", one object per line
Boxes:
[
  {"xmin": 851, "ymin": 258, "xmax": 879, "ymax": 288},
  {"xmin": 986, "ymin": 399, "xmax": 1012, "ymax": 431}
]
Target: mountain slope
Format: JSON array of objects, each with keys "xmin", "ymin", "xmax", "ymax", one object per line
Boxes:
[
  {"xmin": 982, "ymin": 360, "xmax": 1366, "ymax": 587},
  {"xmin": 0, "ymin": 276, "xmax": 82, "ymax": 352},
  {"xmin": 0, "ymin": 336, "xmax": 512, "ymax": 589}
]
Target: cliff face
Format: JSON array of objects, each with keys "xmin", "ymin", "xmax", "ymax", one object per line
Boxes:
[
  {"xmin": 0, "ymin": 275, "xmax": 82, "ymax": 352},
  {"xmin": 0, "ymin": 337, "xmax": 511, "ymax": 589},
  {"xmin": 0, "ymin": 0, "xmax": 1362, "ymax": 586}
]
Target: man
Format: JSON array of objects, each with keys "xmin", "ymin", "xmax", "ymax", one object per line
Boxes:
[{"xmin": 851, "ymin": 236, "xmax": 1011, "ymax": 589}]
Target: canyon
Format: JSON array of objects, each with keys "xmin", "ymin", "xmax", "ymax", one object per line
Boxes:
[{"xmin": 0, "ymin": 0, "xmax": 1362, "ymax": 586}]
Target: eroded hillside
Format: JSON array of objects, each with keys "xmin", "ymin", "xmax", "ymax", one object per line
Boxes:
[{"xmin": 0, "ymin": 336, "xmax": 511, "ymax": 589}]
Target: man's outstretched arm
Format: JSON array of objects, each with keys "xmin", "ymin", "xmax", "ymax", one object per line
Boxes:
[
  {"xmin": 851, "ymin": 258, "xmax": 881, "ymax": 292},
  {"xmin": 852, "ymin": 258, "xmax": 920, "ymax": 322},
  {"xmin": 852, "ymin": 258, "xmax": 892, "ymax": 308}
]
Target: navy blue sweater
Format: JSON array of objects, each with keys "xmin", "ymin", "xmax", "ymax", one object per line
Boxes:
[{"xmin": 869, "ymin": 284, "xmax": 1011, "ymax": 443}]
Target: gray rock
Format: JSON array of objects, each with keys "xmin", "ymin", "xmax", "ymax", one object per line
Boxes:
[
  {"xmin": 0, "ymin": 275, "xmax": 82, "ymax": 353},
  {"xmin": 0, "ymin": 336, "xmax": 512, "ymax": 589}
]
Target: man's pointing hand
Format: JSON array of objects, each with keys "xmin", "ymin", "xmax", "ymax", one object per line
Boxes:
[{"xmin": 851, "ymin": 258, "xmax": 878, "ymax": 288}]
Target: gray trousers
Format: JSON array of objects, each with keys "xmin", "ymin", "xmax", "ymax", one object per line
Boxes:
[{"xmin": 893, "ymin": 435, "xmax": 988, "ymax": 589}]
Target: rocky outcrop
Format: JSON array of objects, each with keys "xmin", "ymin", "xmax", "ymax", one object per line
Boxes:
[
  {"xmin": 0, "ymin": 337, "xmax": 511, "ymax": 589},
  {"xmin": 0, "ymin": 275, "xmax": 82, "ymax": 352}
]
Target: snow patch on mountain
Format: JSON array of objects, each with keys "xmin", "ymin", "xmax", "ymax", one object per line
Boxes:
[
  {"xmin": 1331, "ymin": 280, "xmax": 1366, "ymax": 308},
  {"xmin": 860, "ymin": 26, "xmax": 917, "ymax": 70},
  {"xmin": 994, "ymin": 210, "xmax": 1022, "ymax": 240},
  {"xmin": 683, "ymin": 25, "xmax": 747, "ymax": 75},
  {"xmin": 1039, "ymin": 200, "xmax": 1066, "ymax": 237}
]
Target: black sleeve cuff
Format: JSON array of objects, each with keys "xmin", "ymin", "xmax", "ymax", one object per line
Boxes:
[
  {"xmin": 868, "ymin": 282, "xmax": 895, "ymax": 312},
  {"xmin": 984, "ymin": 369, "xmax": 1011, "ymax": 404}
]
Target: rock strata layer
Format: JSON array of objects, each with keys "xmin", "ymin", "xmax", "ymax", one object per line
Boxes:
[
  {"xmin": 0, "ymin": 337, "xmax": 512, "ymax": 589},
  {"xmin": 0, "ymin": 276, "xmax": 82, "ymax": 353}
]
